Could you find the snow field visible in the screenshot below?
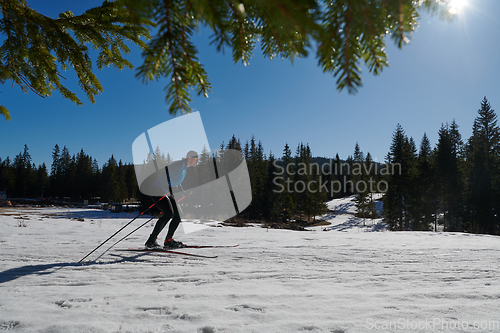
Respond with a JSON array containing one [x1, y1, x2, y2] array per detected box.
[[0, 206, 499, 332]]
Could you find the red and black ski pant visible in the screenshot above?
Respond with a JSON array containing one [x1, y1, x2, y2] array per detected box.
[[147, 194, 181, 242]]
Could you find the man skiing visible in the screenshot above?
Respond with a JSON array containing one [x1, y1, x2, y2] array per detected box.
[[144, 150, 199, 249]]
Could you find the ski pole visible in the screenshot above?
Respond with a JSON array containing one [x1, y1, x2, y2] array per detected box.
[[92, 212, 162, 262], [94, 194, 189, 257], [78, 195, 167, 263], [107, 213, 161, 249], [114, 194, 187, 246]]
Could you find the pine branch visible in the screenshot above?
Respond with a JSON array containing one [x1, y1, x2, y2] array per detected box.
[[0, 104, 11, 120], [1, 0, 454, 119], [360, 6, 384, 74], [342, 5, 353, 91], [0, 0, 152, 120], [163, 0, 185, 113]]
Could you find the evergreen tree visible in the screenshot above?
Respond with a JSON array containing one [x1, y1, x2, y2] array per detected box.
[[403, 136, 418, 230], [360, 152, 379, 222], [466, 97, 500, 235], [292, 143, 327, 222], [59, 146, 73, 198], [117, 160, 128, 200], [50, 144, 61, 197], [300, 143, 313, 221], [91, 158, 101, 199], [353, 142, 364, 163], [383, 124, 407, 230], [246, 136, 266, 219], [279, 143, 295, 221], [12, 147, 28, 197], [0, 157, 14, 196], [413, 133, 436, 231], [435, 123, 464, 231], [227, 135, 242, 151], [74, 149, 94, 199], [332, 153, 345, 198], [353, 143, 370, 222], [11, 145, 38, 197], [293, 143, 307, 221], [263, 152, 281, 221], [23, 145, 36, 197], [383, 124, 416, 230], [124, 163, 139, 200], [36, 163, 49, 198], [101, 155, 125, 202]]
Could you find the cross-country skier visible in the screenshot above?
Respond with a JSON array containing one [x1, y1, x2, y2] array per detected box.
[[144, 150, 199, 249]]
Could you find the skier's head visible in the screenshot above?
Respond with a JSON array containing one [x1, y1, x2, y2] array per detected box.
[[186, 150, 199, 167]]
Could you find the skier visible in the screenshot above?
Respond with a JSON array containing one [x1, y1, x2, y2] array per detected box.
[[144, 150, 199, 249]]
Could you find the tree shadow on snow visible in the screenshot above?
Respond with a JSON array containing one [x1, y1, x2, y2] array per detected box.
[[324, 216, 386, 232], [54, 209, 151, 220], [0, 253, 148, 284], [330, 202, 355, 214]]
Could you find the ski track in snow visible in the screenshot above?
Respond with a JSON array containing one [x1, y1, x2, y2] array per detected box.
[[0, 204, 499, 333]]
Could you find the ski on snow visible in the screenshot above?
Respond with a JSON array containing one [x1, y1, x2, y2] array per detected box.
[[116, 244, 238, 259]]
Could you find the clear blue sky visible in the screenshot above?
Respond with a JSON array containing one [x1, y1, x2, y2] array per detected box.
[[1, 0, 499, 169]]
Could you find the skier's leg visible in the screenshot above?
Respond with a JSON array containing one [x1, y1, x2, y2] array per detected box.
[[165, 195, 181, 241], [145, 196, 173, 246]]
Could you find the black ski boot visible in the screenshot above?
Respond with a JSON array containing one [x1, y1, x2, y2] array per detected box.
[[145, 236, 161, 249], [164, 238, 186, 249]]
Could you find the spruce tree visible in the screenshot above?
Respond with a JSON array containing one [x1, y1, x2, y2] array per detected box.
[[365, 152, 379, 221], [13, 146, 30, 197], [403, 136, 418, 230], [50, 144, 61, 197], [36, 163, 49, 199], [333, 153, 344, 198], [124, 163, 139, 200], [59, 146, 73, 198], [245, 136, 266, 219], [73, 149, 101, 200], [353, 143, 369, 222], [466, 97, 500, 234], [227, 135, 242, 151], [280, 143, 295, 221], [91, 158, 101, 200], [0, 157, 14, 196], [263, 152, 281, 221], [293, 143, 307, 221], [101, 155, 126, 202], [435, 123, 464, 232], [383, 124, 418, 230], [383, 124, 407, 230], [414, 133, 436, 231]]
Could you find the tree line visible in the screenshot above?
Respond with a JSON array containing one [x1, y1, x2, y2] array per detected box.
[[0, 144, 138, 203], [0, 132, 388, 225], [383, 97, 500, 235], [1, 134, 370, 225], [216, 135, 385, 225], [2, 97, 499, 235]]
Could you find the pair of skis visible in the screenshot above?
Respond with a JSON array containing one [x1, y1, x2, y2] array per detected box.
[[116, 244, 239, 259], [78, 195, 237, 262]]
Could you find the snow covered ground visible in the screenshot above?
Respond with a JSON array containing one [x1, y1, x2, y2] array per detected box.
[[1, 201, 499, 332]]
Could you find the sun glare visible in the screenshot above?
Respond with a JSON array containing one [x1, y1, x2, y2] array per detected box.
[[447, 0, 468, 15]]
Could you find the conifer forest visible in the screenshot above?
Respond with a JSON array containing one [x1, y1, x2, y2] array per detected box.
[[1, 97, 499, 236]]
